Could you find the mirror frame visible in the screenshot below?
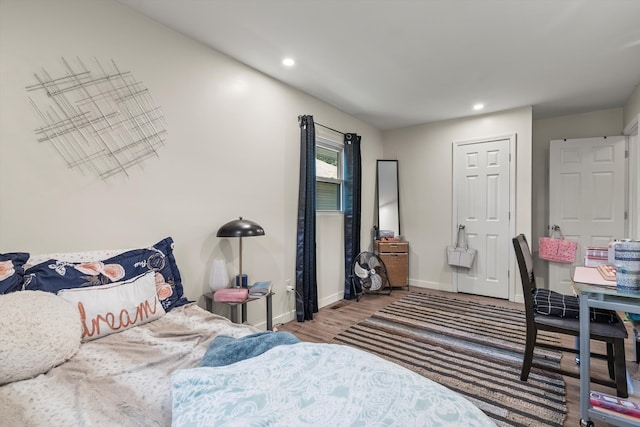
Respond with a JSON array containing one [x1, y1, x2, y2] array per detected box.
[[376, 159, 401, 237]]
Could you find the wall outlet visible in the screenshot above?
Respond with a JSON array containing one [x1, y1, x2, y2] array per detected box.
[[285, 279, 294, 292]]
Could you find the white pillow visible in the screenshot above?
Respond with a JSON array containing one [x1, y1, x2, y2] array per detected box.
[[58, 271, 166, 341], [0, 291, 81, 385]]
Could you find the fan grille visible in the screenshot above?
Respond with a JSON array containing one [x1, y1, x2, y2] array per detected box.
[[353, 251, 389, 292]]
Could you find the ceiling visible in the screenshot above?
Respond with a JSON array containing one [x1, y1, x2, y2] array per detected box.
[[117, 0, 640, 131]]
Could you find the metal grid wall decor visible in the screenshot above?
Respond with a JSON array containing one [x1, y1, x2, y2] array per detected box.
[[26, 57, 167, 180]]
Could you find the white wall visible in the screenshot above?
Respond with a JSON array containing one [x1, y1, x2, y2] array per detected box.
[[0, 0, 383, 327], [381, 106, 532, 302], [531, 108, 623, 288], [624, 85, 640, 241], [624, 84, 640, 127]]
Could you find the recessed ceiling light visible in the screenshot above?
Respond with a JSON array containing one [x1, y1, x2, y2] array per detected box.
[[473, 103, 485, 111], [282, 58, 295, 67]]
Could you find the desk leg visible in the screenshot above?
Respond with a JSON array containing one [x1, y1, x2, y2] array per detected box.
[[579, 293, 591, 425], [241, 303, 247, 324], [230, 305, 238, 323], [266, 294, 273, 331]]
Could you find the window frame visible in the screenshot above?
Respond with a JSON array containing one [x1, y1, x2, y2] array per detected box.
[[315, 136, 344, 212]]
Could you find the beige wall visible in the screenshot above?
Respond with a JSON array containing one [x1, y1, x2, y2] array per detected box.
[[624, 84, 640, 127], [0, 0, 383, 327], [2, 0, 637, 323], [623, 84, 640, 240], [382, 106, 532, 302], [531, 108, 624, 288]]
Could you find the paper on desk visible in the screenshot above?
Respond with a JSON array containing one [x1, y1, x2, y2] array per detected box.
[[573, 266, 616, 287]]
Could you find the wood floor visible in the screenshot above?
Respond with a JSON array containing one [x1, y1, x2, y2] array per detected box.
[[276, 287, 638, 427]]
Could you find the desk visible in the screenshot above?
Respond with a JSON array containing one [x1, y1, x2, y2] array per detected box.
[[203, 291, 274, 331], [574, 268, 640, 426]]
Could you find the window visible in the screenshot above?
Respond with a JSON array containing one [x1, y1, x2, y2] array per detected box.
[[316, 137, 343, 211]]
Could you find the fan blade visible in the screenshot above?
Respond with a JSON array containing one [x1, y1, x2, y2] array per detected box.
[[354, 262, 369, 279], [361, 277, 372, 289], [369, 256, 380, 269], [370, 274, 382, 291]]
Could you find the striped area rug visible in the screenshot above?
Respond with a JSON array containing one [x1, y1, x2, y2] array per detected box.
[[333, 292, 567, 427]]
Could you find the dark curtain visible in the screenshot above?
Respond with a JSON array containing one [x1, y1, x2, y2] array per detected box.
[[343, 133, 362, 299], [295, 115, 318, 321]]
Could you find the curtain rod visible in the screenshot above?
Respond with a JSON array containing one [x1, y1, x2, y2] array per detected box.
[[315, 122, 345, 136]]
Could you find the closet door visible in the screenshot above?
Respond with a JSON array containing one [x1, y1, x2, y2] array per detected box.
[[453, 137, 512, 299], [548, 136, 626, 294]]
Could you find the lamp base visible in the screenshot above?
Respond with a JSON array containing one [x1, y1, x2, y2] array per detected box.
[[235, 274, 248, 288]]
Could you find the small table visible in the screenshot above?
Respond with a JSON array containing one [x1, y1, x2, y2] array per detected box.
[[203, 291, 274, 331], [573, 267, 640, 426]]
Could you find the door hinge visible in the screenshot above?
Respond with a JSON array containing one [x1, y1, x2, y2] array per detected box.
[[626, 211, 629, 220], [626, 150, 629, 158]]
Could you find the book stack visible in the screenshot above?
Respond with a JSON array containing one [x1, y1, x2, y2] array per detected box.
[[590, 391, 640, 420], [248, 281, 272, 298], [597, 264, 617, 281], [584, 246, 609, 267]]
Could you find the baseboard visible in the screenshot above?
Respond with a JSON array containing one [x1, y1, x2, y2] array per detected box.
[[408, 279, 455, 292], [271, 290, 344, 329]]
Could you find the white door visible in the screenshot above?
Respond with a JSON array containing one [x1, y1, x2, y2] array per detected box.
[[548, 136, 626, 294], [453, 136, 512, 299]]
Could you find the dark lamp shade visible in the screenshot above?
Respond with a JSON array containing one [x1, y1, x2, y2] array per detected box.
[[216, 217, 265, 237]]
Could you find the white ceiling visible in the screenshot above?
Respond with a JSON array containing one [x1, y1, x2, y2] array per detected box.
[[117, 0, 640, 131]]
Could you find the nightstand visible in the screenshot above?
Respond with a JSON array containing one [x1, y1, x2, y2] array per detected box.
[[203, 291, 274, 331]]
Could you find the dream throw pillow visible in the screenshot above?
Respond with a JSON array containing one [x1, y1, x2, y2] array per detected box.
[[24, 237, 189, 311], [58, 272, 166, 341], [0, 291, 81, 385], [0, 252, 29, 294]]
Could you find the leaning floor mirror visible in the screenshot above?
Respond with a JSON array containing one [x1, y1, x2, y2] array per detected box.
[[376, 160, 400, 238]]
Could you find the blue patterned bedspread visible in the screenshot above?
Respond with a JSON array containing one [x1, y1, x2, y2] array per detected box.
[[171, 342, 495, 426]]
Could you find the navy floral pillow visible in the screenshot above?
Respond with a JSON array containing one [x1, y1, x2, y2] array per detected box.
[[0, 252, 30, 294], [24, 237, 189, 311]]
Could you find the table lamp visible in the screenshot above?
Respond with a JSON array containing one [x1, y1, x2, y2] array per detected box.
[[217, 217, 265, 288]]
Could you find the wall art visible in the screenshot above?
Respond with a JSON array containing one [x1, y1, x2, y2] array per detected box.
[[26, 57, 167, 180]]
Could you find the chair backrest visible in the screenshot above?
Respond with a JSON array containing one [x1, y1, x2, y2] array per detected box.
[[512, 234, 537, 322]]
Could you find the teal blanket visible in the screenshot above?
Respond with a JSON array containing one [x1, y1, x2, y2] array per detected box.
[[200, 331, 300, 367], [172, 343, 496, 426]]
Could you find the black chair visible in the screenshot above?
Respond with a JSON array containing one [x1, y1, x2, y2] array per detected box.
[[512, 234, 628, 397]]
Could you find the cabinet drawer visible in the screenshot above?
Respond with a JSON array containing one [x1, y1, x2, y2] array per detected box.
[[375, 241, 408, 253]]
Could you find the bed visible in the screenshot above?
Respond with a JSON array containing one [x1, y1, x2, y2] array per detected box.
[[0, 238, 495, 426]]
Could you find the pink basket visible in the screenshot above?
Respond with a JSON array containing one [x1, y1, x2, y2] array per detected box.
[[539, 227, 577, 263]]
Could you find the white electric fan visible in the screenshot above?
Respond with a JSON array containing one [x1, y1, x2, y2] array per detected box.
[[353, 251, 391, 296]]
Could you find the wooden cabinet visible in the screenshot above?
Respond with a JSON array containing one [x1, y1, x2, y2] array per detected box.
[[374, 240, 409, 288]]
